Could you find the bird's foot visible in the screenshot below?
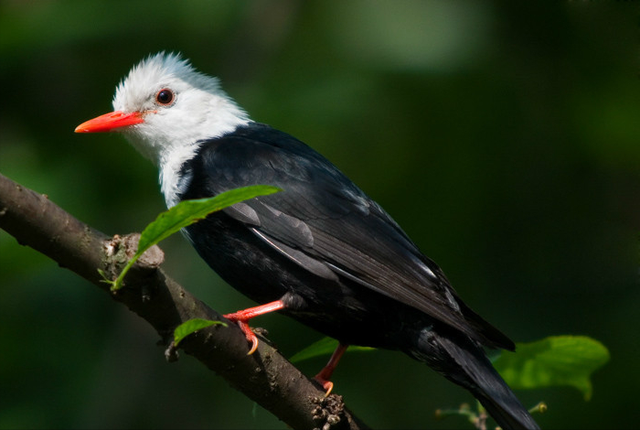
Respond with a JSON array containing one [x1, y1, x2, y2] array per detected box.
[[223, 315, 259, 355], [313, 373, 335, 396], [223, 300, 286, 355], [313, 342, 349, 396]]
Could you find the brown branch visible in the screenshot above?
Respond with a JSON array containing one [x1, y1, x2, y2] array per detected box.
[[0, 171, 368, 430]]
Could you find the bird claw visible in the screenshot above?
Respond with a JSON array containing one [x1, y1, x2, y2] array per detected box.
[[242, 324, 259, 355], [312, 342, 348, 396], [224, 313, 259, 355], [222, 301, 286, 355], [314, 374, 334, 396]]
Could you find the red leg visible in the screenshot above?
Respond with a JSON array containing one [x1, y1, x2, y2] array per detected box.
[[223, 300, 286, 355], [314, 342, 349, 395]]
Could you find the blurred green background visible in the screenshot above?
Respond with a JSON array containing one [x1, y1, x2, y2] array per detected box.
[[1, 1, 638, 429]]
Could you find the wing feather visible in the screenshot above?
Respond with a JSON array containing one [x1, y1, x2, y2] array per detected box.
[[187, 123, 513, 349]]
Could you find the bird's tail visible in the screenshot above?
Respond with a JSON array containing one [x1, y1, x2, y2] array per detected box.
[[407, 329, 540, 430]]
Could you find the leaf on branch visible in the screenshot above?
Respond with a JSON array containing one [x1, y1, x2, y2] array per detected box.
[[174, 318, 226, 347], [109, 185, 281, 290], [138, 185, 281, 252], [493, 335, 610, 400]]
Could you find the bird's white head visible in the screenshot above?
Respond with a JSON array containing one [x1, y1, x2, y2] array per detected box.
[[75, 52, 250, 166]]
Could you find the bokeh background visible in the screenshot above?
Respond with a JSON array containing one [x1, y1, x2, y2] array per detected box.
[[1, 1, 639, 429]]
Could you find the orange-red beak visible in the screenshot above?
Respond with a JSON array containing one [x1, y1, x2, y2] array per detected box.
[[75, 111, 144, 133]]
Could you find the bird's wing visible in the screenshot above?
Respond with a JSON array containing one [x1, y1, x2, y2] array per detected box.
[[189, 123, 512, 349]]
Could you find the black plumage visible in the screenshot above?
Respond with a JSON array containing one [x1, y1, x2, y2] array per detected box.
[[74, 52, 540, 429], [178, 122, 539, 430]]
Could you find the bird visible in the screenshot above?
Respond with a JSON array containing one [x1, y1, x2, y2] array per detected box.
[[75, 52, 540, 430]]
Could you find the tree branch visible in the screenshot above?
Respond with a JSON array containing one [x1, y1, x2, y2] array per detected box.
[[0, 171, 367, 430]]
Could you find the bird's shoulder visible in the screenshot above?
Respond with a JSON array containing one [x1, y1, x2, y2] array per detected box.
[[183, 122, 373, 217]]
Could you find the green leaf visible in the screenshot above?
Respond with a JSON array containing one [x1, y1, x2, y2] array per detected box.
[[138, 185, 280, 253], [174, 318, 226, 346], [289, 337, 375, 363], [493, 335, 610, 400], [109, 185, 280, 291]]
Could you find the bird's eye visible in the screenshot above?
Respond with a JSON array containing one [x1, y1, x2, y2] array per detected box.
[[156, 89, 175, 105]]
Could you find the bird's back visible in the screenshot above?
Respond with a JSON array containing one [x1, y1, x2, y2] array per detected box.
[[176, 122, 514, 351]]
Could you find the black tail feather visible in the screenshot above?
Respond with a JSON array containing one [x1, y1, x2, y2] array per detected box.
[[475, 391, 540, 430], [409, 329, 540, 430]]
